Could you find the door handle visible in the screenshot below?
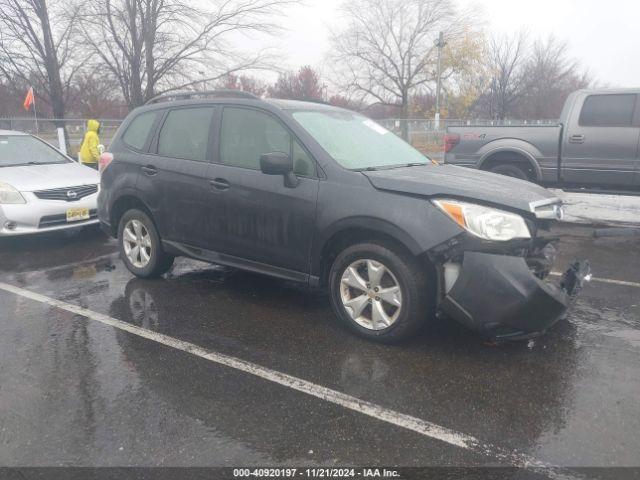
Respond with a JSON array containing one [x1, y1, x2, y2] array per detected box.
[[141, 165, 158, 176], [210, 178, 230, 191], [569, 134, 585, 144]]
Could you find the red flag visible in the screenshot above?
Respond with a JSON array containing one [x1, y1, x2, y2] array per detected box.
[[23, 87, 34, 111]]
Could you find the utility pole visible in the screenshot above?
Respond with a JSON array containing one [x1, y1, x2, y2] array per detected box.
[[32, 89, 39, 135], [434, 31, 446, 130], [199, 70, 206, 91]]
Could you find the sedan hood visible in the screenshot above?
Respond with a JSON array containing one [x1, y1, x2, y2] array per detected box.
[[0, 162, 99, 192], [363, 164, 560, 215]]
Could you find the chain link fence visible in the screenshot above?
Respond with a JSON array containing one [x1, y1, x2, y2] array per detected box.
[[2, 116, 558, 162], [0, 117, 123, 157], [377, 118, 558, 160]]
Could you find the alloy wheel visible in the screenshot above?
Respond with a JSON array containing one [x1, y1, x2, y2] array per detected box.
[[339, 259, 403, 330], [122, 219, 152, 269]]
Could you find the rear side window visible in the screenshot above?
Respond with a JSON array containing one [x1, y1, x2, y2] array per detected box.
[[158, 107, 214, 161], [220, 107, 316, 176], [579, 94, 637, 127], [122, 111, 159, 150]]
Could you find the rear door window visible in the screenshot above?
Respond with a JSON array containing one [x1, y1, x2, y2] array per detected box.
[[579, 94, 637, 127], [157, 107, 215, 161], [122, 110, 159, 151]]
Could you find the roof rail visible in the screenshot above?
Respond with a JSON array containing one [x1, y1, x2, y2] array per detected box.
[[145, 89, 260, 105]]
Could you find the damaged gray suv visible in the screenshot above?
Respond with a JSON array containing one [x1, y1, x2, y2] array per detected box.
[[98, 90, 590, 343]]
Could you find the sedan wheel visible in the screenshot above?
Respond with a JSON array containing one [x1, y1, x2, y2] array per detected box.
[[339, 259, 403, 331]]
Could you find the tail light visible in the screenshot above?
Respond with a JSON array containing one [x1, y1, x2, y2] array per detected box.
[[99, 152, 114, 173], [444, 134, 460, 153]]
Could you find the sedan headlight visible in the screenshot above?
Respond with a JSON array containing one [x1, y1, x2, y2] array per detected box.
[[0, 182, 26, 204], [433, 199, 530, 241]]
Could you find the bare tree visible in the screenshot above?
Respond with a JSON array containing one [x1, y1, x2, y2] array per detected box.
[[327, 94, 363, 111], [68, 72, 127, 118], [269, 66, 324, 100], [77, 0, 293, 109], [329, 0, 470, 138], [474, 31, 529, 120], [519, 35, 592, 119], [217, 73, 268, 97], [0, 0, 82, 127], [0, 80, 28, 117], [473, 32, 593, 120]]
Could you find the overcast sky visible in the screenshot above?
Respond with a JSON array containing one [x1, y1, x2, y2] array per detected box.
[[267, 0, 639, 87]]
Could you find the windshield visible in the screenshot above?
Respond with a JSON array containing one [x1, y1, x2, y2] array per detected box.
[[292, 110, 432, 170], [0, 135, 70, 167]]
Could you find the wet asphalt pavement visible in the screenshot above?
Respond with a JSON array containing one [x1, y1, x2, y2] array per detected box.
[[0, 225, 639, 471]]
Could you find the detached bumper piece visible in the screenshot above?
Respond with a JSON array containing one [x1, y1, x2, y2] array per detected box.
[[441, 252, 590, 340]]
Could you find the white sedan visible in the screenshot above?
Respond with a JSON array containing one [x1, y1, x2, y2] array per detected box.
[[0, 130, 100, 236]]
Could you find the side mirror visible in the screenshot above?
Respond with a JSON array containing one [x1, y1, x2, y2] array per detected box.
[[260, 152, 299, 187]]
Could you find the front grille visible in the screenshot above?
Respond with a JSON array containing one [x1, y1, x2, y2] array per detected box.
[[38, 209, 98, 229], [34, 184, 98, 202]]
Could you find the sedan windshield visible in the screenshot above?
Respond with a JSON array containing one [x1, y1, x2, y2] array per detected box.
[[292, 110, 432, 170], [0, 135, 70, 167]]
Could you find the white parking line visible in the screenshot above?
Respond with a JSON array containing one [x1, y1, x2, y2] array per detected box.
[[550, 272, 640, 288], [0, 281, 569, 474]]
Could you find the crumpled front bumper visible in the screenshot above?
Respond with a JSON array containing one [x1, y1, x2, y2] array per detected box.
[[440, 251, 591, 340]]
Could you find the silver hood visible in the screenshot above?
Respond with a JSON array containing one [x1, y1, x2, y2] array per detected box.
[[0, 162, 99, 192]]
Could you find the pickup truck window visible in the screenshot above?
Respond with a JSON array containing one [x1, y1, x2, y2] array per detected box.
[[579, 94, 636, 127]]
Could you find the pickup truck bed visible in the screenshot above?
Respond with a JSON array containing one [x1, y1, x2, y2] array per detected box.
[[445, 125, 562, 183]]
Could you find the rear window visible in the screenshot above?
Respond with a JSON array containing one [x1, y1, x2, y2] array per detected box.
[[122, 111, 159, 150], [158, 107, 214, 162], [0, 135, 69, 167], [579, 94, 637, 127]]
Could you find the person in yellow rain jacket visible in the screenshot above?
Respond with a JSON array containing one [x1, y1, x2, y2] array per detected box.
[[79, 119, 101, 169]]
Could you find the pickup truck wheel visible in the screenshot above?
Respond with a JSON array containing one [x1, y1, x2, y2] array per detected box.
[[488, 163, 531, 181], [118, 209, 174, 278], [329, 242, 432, 343]]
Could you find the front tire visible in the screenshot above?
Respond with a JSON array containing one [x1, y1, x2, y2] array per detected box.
[[118, 209, 174, 278], [328, 242, 432, 343]]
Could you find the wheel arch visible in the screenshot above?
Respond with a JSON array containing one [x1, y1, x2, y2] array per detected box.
[[477, 144, 542, 181], [313, 218, 430, 288], [110, 194, 155, 238]]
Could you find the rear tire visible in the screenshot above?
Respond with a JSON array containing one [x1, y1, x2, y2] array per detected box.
[[118, 209, 174, 278], [328, 242, 433, 343], [488, 163, 531, 181]]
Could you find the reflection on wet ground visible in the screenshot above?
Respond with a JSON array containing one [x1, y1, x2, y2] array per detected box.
[[0, 225, 638, 467]]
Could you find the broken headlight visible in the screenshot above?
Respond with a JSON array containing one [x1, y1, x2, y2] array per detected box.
[[433, 199, 531, 241]]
